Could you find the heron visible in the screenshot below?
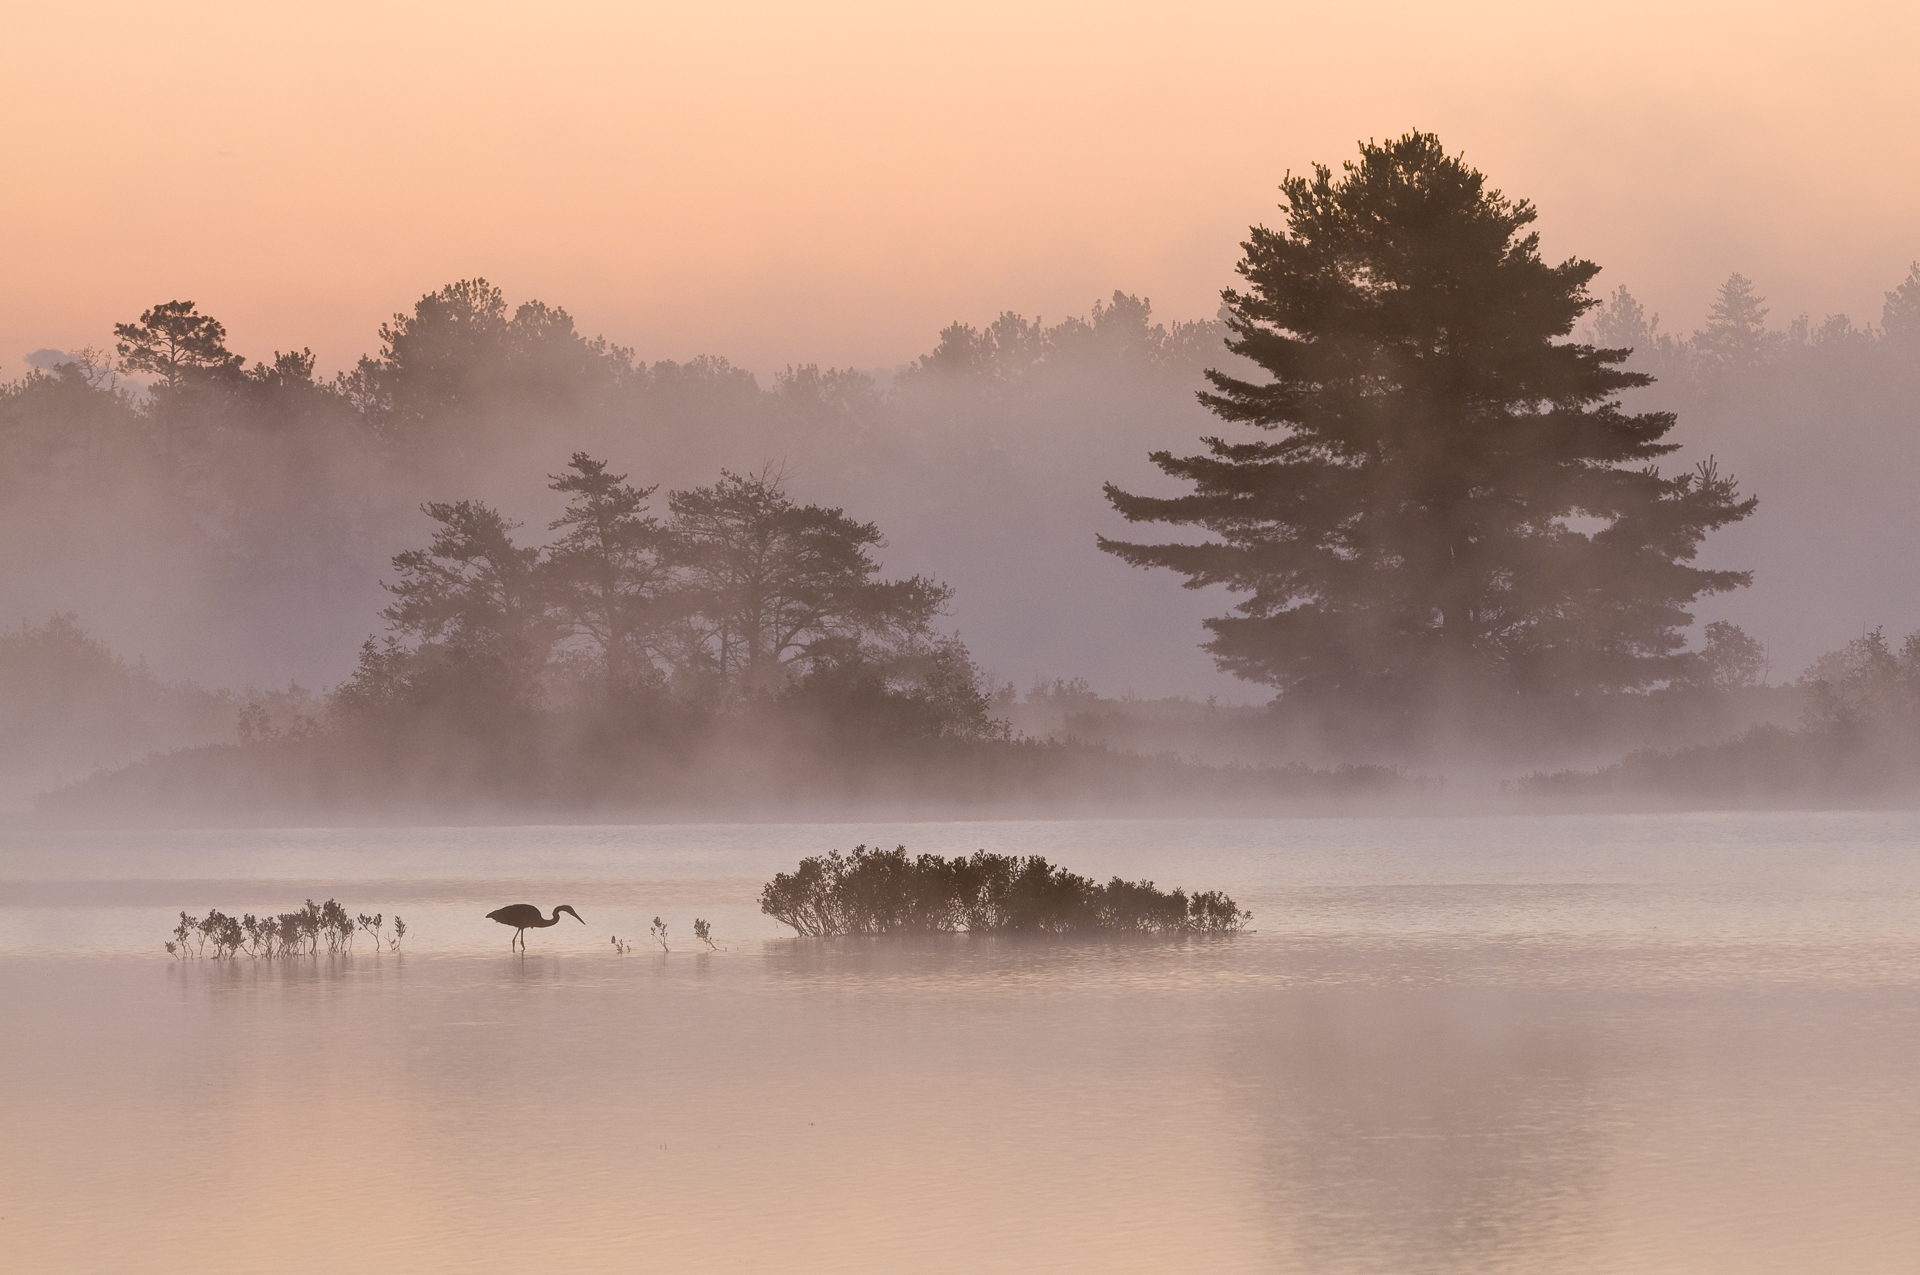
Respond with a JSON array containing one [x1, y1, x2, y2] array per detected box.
[[486, 903, 585, 949]]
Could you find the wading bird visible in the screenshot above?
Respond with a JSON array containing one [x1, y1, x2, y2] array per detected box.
[[486, 903, 585, 950]]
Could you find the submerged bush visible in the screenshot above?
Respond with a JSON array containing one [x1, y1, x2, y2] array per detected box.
[[760, 844, 1249, 937], [164, 898, 402, 958]]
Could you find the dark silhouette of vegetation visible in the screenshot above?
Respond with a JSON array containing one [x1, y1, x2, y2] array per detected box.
[[328, 456, 990, 738], [20, 171, 1920, 802], [34, 438, 1432, 816], [1102, 132, 1755, 726], [113, 301, 242, 391], [1521, 625, 1920, 803], [545, 452, 672, 701], [163, 898, 395, 959], [1, 280, 1243, 788], [760, 844, 1250, 936], [0, 613, 239, 800]]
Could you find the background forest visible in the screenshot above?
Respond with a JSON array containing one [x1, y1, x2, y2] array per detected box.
[[8, 227, 1920, 813]]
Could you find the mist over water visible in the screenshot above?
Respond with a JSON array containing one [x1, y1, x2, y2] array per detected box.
[[6, 813, 1920, 1273]]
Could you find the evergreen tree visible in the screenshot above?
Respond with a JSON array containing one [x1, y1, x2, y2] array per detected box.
[[1693, 273, 1778, 371], [113, 300, 242, 390], [1883, 262, 1920, 355], [113, 299, 243, 458], [1099, 132, 1756, 710], [544, 452, 670, 698], [375, 500, 554, 710]]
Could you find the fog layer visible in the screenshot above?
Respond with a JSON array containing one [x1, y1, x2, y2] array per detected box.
[[9, 259, 1920, 810]]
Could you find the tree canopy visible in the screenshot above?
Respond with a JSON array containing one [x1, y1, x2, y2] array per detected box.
[[544, 452, 670, 699], [1100, 132, 1756, 711], [113, 300, 241, 390], [332, 459, 989, 742], [667, 469, 952, 700]]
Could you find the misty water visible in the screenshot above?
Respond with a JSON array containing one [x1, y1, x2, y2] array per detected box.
[[5, 813, 1919, 1273]]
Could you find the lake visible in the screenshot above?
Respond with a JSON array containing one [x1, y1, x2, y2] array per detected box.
[[3, 813, 1919, 1272]]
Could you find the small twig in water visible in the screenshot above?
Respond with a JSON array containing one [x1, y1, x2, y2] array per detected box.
[[650, 916, 668, 952]]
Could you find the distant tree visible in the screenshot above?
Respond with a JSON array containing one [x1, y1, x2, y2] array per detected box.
[[225, 347, 357, 438], [0, 613, 233, 768], [0, 352, 139, 483], [781, 634, 1007, 742], [771, 364, 882, 429], [113, 300, 242, 390], [346, 278, 509, 438], [1100, 132, 1757, 712], [1796, 626, 1920, 734], [899, 637, 1008, 739], [113, 299, 244, 457], [902, 291, 1225, 396], [666, 469, 952, 698], [1883, 262, 1920, 354], [544, 452, 671, 699], [371, 500, 555, 710], [343, 278, 628, 452], [1694, 620, 1767, 689], [1692, 273, 1779, 372], [1587, 286, 1686, 380]]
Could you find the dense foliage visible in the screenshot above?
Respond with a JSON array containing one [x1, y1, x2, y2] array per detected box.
[[1102, 133, 1756, 709], [760, 844, 1250, 936], [329, 455, 1001, 744]]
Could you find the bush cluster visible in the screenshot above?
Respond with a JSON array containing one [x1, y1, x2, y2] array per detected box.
[[760, 844, 1249, 937], [166, 898, 404, 958]]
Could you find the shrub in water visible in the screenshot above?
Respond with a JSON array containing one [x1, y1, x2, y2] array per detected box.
[[163, 897, 394, 958], [760, 845, 1250, 937]]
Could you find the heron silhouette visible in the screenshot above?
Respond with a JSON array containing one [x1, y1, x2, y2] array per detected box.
[[486, 903, 585, 949]]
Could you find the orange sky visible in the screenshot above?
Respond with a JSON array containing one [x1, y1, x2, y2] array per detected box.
[[4, 1, 1916, 380]]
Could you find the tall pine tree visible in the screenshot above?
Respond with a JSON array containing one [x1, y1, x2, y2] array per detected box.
[[1100, 132, 1755, 709]]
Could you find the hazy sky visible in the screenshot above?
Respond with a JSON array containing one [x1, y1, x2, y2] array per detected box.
[[5, 1, 1917, 378]]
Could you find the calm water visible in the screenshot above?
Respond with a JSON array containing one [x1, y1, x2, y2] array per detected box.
[[4, 813, 1920, 1273]]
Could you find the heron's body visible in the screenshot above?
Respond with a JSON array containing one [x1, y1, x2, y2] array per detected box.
[[486, 903, 584, 949]]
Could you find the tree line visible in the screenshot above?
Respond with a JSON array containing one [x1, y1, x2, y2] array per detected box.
[[17, 129, 1920, 803], [1589, 267, 1920, 392], [0, 277, 1231, 725], [2, 282, 1224, 489]]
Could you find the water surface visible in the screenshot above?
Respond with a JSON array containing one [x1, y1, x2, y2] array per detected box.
[[4, 813, 1918, 1272]]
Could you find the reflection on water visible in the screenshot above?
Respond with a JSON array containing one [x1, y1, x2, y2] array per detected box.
[[3, 814, 1920, 1272]]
